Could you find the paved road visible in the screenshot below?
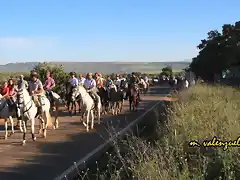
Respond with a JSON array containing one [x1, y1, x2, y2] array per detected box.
[[0, 85, 171, 180]]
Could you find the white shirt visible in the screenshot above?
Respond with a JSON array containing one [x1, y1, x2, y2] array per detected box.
[[140, 79, 147, 88], [68, 77, 78, 87], [84, 79, 96, 89], [115, 78, 122, 87], [78, 77, 86, 85]]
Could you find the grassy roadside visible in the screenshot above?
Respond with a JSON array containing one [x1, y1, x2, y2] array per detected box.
[[75, 84, 240, 180]]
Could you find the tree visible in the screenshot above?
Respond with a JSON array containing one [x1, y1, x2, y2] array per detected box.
[[160, 66, 173, 76], [33, 62, 69, 98], [189, 21, 240, 81]]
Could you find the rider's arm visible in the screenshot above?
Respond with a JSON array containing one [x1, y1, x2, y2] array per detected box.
[[75, 78, 79, 86], [83, 80, 88, 89], [34, 81, 44, 94], [89, 80, 96, 90], [50, 79, 55, 89]]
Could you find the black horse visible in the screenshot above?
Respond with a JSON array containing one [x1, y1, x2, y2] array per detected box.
[[97, 87, 109, 114], [108, 86, 123, 115], [65, 82, 78, 115]]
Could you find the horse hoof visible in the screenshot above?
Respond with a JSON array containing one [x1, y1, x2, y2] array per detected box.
[[91, 126, 94, 129], [83, 122, 87, 127], [86, 129, 89, 132], [22, 140, 26, 146], [32, 137, 36, 141], [20, 129, 23, 133], [11, 131, 15, 135], [4, 136, 7, 140]]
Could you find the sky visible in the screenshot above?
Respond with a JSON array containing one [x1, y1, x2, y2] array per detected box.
[[0, 0, 239, 64]]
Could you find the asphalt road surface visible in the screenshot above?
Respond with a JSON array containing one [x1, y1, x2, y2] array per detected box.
[[0, 85, 171, 180]]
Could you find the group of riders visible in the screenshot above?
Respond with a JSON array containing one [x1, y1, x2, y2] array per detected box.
[[66, 71, 149, 111], [0, 70, 150, 116]]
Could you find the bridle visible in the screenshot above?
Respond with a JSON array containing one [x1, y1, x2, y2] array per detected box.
[[17, 89, 33, 114]]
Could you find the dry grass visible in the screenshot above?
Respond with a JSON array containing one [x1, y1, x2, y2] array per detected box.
[[75, 84, 240, 180]]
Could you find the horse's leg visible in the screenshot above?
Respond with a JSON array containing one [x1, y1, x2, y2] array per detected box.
[[18, 120, 23, 132], [31, 117, 36, 141], [98, 107, 101, 124], [22, 120, 27, 145], [42, 112, 48, 138], [38, 116, 44, 134], [91, 110, 94, 129], [17, 108, 23, 132], [9, 116, 14, 134], [4, 118, 8, 139], [84, 111, 90, 132], [120, 99, 124, 112], [114, 102, 118, 115], [54, 106, 59, 129], [111, 102, 114, 115], [73, 101, 77, 115]]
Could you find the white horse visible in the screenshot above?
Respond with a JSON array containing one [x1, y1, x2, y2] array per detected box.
[[71, 85, 101, 132], [0, 94, 15, 139], [16, 88, 52, 145]]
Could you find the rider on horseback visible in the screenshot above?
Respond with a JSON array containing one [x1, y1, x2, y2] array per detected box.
[[105, 76, 114, 98], [129, 72, 141, 100], [96, 73, 105, 89], [43, 71, 55, 109], [29, 70, 45, 113], [8, 78, 17, 106], [17, 75, 28, 90], [78, 73, 86, 86], [115, 74, 122, 90], [140, 76, 147, 90], [68, 72, 78, 88], [83, 72, 99, 108]]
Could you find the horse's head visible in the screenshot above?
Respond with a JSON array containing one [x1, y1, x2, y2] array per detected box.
[[16, 88, 24, 105], [71, 86, 80, 101]]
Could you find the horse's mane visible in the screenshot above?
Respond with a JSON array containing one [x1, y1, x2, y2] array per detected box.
[[19, 88, 30, 96]]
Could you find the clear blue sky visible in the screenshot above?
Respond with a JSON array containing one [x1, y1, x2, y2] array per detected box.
[[0, 0, 239, 64]]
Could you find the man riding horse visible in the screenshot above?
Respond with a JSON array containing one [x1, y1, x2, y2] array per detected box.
[[29, 70, 45, 114], [83, 72, 99, 108], [43, 71, 56, 110], [78, 73, 86, 86], [17, 75, 28, 90], [66, 72, 78, 113], [128, 72, 141, 100]]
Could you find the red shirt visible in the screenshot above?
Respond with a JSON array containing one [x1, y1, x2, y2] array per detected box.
[[1, 86, 9, 96]]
